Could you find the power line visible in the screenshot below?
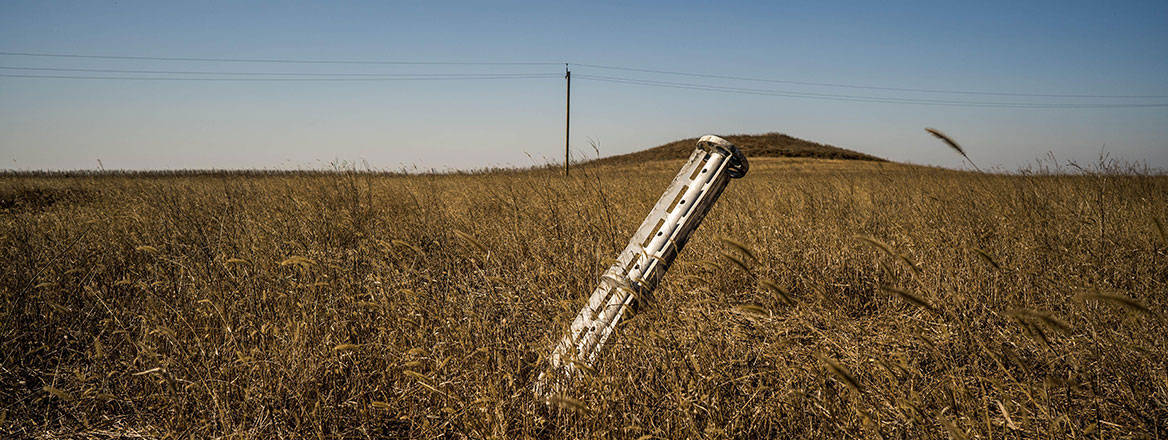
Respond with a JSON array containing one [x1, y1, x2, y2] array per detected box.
[[572, 63, 1168, 99], [3, 50, 1162, 100], [578, 73, 1168, 108], [2, 50, 1164, 108], [0, 65, 554, 78], [574, 74, 1168, 109], [0, 73, 561, 81], [0, 50, 562, 66], [3, 69, 1160, 108]]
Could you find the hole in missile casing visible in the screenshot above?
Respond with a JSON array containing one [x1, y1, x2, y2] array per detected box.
[[678, 194, 699, 218]]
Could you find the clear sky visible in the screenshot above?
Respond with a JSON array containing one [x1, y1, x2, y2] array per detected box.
[[1, 1, 1165, 171]]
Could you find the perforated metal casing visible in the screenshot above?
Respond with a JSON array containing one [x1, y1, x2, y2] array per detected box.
[[537, 135, 748, 393]]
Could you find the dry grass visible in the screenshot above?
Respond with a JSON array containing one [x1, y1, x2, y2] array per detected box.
[[1, 155, 1166, 438]]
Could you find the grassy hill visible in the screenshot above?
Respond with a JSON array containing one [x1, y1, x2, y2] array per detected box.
[[590, 132, 884, 165]]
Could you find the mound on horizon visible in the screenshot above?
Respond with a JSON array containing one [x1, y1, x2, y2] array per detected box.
[[590, 132, 884, 165]]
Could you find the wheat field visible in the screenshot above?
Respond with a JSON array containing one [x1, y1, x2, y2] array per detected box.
[[2, 155, 1166, 438]]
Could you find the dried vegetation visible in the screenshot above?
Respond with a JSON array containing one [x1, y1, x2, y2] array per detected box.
[[1, 152, 1166, 438]]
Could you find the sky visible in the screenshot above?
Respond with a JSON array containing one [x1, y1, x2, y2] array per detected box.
[[1, 1, 1165, 171]]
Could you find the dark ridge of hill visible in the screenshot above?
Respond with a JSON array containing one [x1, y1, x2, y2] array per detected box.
[[589, 133, 884, 165]]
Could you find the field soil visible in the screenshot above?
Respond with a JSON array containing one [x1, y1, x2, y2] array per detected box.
[[2, 157, 1166, 438]]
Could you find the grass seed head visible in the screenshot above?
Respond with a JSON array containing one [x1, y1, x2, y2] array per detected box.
[[815, 352, 863, 393], [925, 127, 980, 171], [720, 251, 752, 275], [1076, 288, 1157, 318], [391, 239, 424, 256], [759, 279, 795, 305], [1007, 308, 1071, 334], [719, 236, 757, 262], [972, 247, 1002, 270], [855, 235, 893, 256], [733, 304, 769, 317], [453, 229, 489, 255], [879, 284, 937, 314]]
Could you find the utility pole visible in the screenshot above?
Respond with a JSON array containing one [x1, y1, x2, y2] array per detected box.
[[564, 64, 570, 176]]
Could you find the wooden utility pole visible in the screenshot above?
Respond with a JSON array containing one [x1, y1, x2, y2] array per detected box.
[[564, 64, 570, 176]]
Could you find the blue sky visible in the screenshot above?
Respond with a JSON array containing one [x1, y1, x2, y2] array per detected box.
[[1, 1, 1165, 171]]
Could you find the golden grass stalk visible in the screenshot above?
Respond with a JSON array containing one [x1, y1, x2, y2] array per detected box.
[[693, 260, 721, 272], [855, 235, 920, 274], [733, 304, 768, 317], [996, 400, 1019, 430], [402, 370, 430, 382], [132, 367, 163, 376], [720, 251, 752, 275], [815, 352, 863, 393], [925, 127, 981, 172], [759, 279, 795, 305], [391, 239, 424, 256], [453, 229, 488, 255], [1075, 288, 1157, 318], [855, 234, 893, 256], [1007, 308, 1071, 334], [403, 370, 443, 396], [719, 236, 757, 262], [925, 128, 965, 157], [879, 284, 936, 314], [971, 247, 1002, 271]]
